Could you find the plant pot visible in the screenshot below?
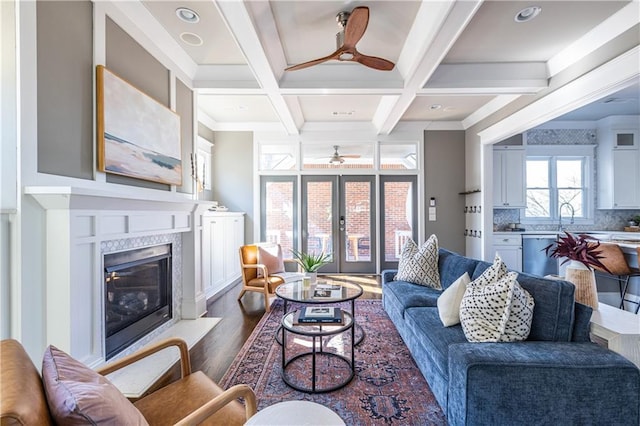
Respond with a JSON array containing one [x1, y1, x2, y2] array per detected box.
[[565, 260, 598, 310], [305, 271, 318, 284]]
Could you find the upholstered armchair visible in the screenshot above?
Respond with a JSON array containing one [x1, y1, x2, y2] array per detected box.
[[0, 337, 257, 425], [238, 243, 305, 312]]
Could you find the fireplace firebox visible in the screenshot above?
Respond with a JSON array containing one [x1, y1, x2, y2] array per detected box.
[[104, 244, 172, 359]]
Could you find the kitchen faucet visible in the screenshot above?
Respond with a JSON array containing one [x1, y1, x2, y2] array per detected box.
[[558, 202, 575, 232]]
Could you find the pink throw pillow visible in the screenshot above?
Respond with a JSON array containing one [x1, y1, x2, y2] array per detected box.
[[257, 245, 285, 277], [41, 345, 148, 425]]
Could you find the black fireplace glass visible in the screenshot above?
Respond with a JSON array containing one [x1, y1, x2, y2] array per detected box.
[[104, 244, 172, 359]]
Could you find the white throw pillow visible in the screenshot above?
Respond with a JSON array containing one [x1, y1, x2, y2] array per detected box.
[[468, 253, 508, 288], [437, 272, 471, 327], [502, 281, 535, 342], [459, 272, 518, 342], [395, 235, 441, 289], [459, 271, 534, 342]]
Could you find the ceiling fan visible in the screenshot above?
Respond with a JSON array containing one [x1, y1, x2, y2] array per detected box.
[[285, 6, 395, 72], [329, 145, 360, 164]]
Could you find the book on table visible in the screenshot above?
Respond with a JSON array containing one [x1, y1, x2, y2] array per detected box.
[[312, 284, 342, 299], [297, 306, 343, 324]]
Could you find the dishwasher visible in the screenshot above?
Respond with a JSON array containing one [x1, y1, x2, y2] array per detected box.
[[522, 235, 559, 276]]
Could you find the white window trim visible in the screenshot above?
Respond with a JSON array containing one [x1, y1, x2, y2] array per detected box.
[[523, 145, 595, 225]]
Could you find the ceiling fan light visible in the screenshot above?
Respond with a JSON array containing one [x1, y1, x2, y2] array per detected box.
[[339, 52, 354, 60]]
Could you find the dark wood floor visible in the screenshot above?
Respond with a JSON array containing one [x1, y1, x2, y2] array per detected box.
[[191, 275, 382, 382]]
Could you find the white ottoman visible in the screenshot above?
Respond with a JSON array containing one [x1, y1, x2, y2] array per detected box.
[[245, 400, 345, 425]]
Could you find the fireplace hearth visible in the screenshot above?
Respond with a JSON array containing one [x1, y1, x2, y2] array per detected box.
[[104, 244, 172, 359]]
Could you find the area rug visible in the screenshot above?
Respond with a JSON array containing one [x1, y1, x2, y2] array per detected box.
[[221, 300, 445, 425]]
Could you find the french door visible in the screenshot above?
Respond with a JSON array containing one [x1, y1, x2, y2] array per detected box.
[[301, 175, 376, 274]]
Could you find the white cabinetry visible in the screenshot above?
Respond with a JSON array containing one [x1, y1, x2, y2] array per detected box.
[[492, 234, 522, 271], [493, 148, 526, 208], [202, 212, 245, 299], [597, 117, 640, 209]]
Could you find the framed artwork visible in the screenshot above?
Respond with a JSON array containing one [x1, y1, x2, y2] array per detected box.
[[96, 65, 182, 185]]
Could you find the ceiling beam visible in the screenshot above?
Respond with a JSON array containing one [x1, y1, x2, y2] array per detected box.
[[422, 63, 547, 94], [213, 0, 299, 134], [374, 0, 484, 135]]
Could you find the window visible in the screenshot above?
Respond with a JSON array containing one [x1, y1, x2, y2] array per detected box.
[[525, 146, 593, 223], [196, 137, 212, 191]]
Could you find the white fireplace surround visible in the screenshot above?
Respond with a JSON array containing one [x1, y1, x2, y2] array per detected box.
[[26, 186, 212, 367]]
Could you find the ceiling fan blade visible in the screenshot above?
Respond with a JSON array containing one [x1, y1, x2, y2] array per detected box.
[[343, 6, 369, 48], [353, 52, 395, 71], [285, 50, 340, 71]]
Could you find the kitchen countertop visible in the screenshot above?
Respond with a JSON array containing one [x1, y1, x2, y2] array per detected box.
[[493, 230, 640, 252]]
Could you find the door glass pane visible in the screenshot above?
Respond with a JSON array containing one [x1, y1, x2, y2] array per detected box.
[[305, 181, 333, 258], [264, 180, 294, 257], [344, 181, 371, 262], [383, 181, 413, 262]]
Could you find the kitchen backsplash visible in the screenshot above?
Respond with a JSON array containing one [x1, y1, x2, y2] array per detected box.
[[493, 128, 639, 232], [493, 208, 640, 232]]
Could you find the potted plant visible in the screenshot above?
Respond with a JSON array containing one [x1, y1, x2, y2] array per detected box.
[[291, 249, 331, 283], [543, 232, 610, 310]]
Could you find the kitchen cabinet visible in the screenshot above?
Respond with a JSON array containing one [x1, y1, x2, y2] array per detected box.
[[493, 148, 526, 208], [202, 212, 245, 299], [492, 234, 522, 271], [597, 117, 640, 209]]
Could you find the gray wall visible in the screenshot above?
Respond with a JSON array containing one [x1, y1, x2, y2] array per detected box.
[[176, 79, 193, 194], [424, 130, 466, 254], [34, 6, 195, 191], [211, 131, 254, 243], [37, 0, 93, 179]]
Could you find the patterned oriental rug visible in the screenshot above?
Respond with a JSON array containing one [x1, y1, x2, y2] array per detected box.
[[221, 299, 446, 425]]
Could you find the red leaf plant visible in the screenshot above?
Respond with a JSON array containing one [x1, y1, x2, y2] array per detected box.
[[543, 232, 611, 273]]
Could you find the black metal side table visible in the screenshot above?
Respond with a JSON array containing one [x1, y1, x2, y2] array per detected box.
[[280, 310, 355, 393]]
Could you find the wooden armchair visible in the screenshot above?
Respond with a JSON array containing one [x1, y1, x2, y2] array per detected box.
[[238, 244, 305, 312], [0, 337, 257, 425]]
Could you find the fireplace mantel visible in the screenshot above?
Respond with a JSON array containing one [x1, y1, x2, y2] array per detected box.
[[25, 186, 209, 212], [25, 186, 214, 366]]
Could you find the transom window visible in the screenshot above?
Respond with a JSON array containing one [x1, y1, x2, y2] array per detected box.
[[524, 146, 594, 223]]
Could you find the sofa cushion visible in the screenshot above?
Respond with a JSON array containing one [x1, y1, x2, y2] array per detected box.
[[438, 249, 480, 289], [395, 235, 441, 289], [42, 345, 148, 426], [383, 279, 442, 313], [404, 307, 468, 378], [437, 272, 470, 327]]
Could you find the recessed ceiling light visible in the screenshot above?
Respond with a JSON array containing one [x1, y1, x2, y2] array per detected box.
[[180, 32, 203, 46], [176, 7, 200, 24], [515, 6, 541, 23]]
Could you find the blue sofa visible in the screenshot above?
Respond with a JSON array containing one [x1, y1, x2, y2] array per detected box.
[[382, 248, 640, 426]]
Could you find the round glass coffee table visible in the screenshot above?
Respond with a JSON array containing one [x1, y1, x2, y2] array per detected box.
[[275, 280, 364, 345]]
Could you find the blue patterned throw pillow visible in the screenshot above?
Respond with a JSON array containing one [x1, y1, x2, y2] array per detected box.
[[395, 234, 441, 289]]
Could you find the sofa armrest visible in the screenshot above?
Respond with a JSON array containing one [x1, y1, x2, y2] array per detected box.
[[95, 337, 191, 378], [447, 342, 640, 426], [381, 269, 397, 285]]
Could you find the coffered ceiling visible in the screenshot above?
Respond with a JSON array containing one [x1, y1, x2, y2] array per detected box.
[[134, 0, 639, 135]]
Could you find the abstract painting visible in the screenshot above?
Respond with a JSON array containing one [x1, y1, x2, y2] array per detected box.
[[97, 65, 182, 185]]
